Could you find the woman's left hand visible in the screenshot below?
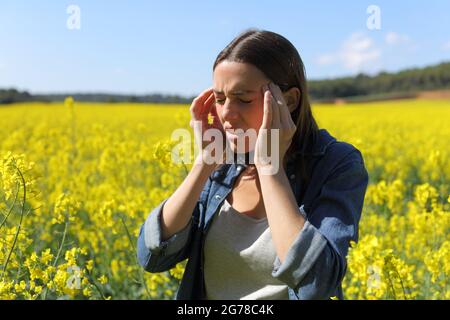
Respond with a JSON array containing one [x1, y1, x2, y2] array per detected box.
[[254, 82, 296, 174]]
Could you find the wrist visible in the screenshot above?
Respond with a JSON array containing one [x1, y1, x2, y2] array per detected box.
[[256, 160, 287, 177]]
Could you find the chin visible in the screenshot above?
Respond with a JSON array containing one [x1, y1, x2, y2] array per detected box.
[[224, 131, 257, 155], [227, 139, 255, 154]]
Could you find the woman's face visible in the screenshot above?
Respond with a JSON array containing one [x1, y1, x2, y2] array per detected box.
[[213, 61, 270, 153]]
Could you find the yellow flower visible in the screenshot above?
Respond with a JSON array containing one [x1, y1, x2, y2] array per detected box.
[[83, 287, 92, 297], [40, 249, 54, 265], [86, 260, 94, 272], [51, 193, 80, 225], [97, 275, 108, 284], [64, 247, 79, 266], [30, 252, 38, 263], [14, 281, 27, 293]]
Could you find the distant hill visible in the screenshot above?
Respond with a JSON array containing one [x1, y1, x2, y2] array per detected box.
[[308, 61, 450, 102], [1, 61, 450, 104]]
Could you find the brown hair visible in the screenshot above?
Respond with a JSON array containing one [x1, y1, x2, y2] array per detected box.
[[213, 28, 319, 186]]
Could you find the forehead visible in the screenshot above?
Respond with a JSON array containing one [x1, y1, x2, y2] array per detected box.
[[213, 61, 268, 94]]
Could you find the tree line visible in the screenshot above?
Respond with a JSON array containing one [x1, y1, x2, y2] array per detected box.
[[308, 61, 450, 101], [0, 90, 195, 105], [1, 61, 449, 104]]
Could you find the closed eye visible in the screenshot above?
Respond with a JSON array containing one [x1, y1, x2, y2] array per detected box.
[[215, 98, 252, 105]]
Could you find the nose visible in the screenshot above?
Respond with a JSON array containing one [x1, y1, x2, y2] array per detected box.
[[221, 100, 240, 122]]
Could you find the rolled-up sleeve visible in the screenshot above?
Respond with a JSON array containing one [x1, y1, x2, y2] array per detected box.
[[143, 198, 193, 256], [137, 198, 196, 273], [137, 173, 213, 273], [271, 151, 369, 299], [271, 220, 328, 287]]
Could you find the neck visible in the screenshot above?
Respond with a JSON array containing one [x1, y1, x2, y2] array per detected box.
[[233, 150, 253, 166], [232, 151, 289, 173]]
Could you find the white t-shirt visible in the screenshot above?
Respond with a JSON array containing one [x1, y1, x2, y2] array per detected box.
[[204, 198, 289, 300]]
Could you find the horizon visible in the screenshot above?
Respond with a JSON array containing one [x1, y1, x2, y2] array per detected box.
[[4, 60, 448, 97]]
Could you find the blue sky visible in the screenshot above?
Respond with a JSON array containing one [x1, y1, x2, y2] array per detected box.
[[1, 0, 449, 96]]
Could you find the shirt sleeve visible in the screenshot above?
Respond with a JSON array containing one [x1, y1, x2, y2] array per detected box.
[[143, 197, 193, 256], [137, 172, 214, 273], [137, 198, 199, 273], [271, 150, 369, 299]]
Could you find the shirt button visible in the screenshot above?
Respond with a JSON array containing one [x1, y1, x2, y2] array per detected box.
[[290, 174, 296, 180], [214, 195, 221, 200]]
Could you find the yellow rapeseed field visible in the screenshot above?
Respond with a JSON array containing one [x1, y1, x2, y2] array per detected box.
[[0, 98, 448, 299]]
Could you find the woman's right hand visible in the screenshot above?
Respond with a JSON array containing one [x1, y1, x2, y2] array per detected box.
[[189, 87, 226, 164]]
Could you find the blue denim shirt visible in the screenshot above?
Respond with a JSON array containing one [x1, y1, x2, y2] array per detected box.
[[137, 128, 369, 300]]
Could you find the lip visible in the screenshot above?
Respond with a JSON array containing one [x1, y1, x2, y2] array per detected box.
[[225, 128, 247, 142], [225, 128, 246, 134], [224, 124, 245, 131]]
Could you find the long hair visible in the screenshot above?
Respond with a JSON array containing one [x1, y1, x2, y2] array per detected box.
[[213, 28, 319, 186]]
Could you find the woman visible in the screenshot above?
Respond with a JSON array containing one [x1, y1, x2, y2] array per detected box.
[[137, 29, 369, 300]]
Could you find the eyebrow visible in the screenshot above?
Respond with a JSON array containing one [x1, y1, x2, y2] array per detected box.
[[213, 89, 255, 96]]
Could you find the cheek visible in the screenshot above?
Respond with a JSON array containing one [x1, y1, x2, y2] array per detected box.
[[250, 100, 265, 127], [236, 104, 263, 131]]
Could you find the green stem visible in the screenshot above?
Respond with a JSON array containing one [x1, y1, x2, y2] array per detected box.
[[384, 261, 398, 300], [119, 215, 151, 298], [392, 264, 408, 299], [0, 183, 20, 230], [85, 269, 107, 300], [52, 221, 69, 269], [42, 220, 69, 300], [1, 164, 26, 280]]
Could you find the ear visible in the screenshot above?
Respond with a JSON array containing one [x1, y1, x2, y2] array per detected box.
[[282, 87, 301, 113]]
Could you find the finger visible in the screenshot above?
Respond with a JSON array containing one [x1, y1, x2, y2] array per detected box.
[[200, 92, 215, 117], [278, 95, 296, 129], [270, 83, 294, 128], [270, 90, 281, 128], [269, 82, 287, 106], [190, 87, 213, 118], [197, 87, 214, 103], [261, 82, 270, 96], [261, 90, 272, 129]]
